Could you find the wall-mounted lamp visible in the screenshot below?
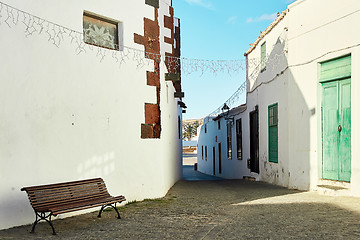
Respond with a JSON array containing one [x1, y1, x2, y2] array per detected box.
[[221, 103, 234, 124], [178, 101, 187, 109]]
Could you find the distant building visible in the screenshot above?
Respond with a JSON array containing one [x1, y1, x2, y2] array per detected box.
[[182, 118, 203, 152], [0, 0, 183, 230], [197, 0, 360, 196]]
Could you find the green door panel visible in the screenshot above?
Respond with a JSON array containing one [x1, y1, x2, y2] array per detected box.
[[322, 81, 339, 180], [322, 78, 351, 182], [339, 79, 351, 181], [320, 55, 351, 82]]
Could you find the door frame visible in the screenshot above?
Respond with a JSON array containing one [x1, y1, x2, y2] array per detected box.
[[318, 54, 352, 182], [321, 78, 351, 182], [249, 106, 259, 174]]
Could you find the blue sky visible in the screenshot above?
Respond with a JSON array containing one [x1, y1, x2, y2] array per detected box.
[[172, 0, 296, 119]]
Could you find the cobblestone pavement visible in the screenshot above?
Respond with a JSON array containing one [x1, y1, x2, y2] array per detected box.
[[1, 179, 360, 239]]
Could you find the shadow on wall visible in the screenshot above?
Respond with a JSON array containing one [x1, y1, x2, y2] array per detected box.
[[76, 152, 116, 179], [287, 70, 312, 190], [252, 35, 311, 190]]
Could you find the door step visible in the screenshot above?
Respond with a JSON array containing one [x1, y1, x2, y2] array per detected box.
[[315, 179, 351, 196], [317, 185, 347, 190]]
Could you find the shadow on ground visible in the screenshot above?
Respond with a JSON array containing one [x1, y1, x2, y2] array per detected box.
[[183, 165, 223, 181], [1, 175, 360, 239]]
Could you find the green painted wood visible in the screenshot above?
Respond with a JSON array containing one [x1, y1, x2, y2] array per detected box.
[[268, 103, 278, 163], [322, 81, 339, 180], [261, 42, 266, 71], [339, 79, 351, 181], [320, 55, 351, 83], [322, 78, 351, 182]]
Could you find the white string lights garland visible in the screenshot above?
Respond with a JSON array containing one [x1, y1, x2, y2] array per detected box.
[[0, 1, 254, 76], [205, 31, 288, 120], [0, 1, 288, 121]]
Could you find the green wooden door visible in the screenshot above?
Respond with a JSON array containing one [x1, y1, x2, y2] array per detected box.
[[338, 79, 351, 181], [322, 78, 351, 182]]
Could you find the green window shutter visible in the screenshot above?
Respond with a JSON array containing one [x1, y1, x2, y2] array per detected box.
[[320, 55, 351, 82], [268, 103, 278, 163], [261, 42, 266, 71]]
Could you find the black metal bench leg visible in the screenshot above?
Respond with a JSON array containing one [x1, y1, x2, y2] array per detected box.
[[113, 203, 121, 219], [30, 212, 39, 233], [30, 211, 56, 235], [97, 205, 106, 218], [44, 214, 56, 235], [98, 203, 121, 219]]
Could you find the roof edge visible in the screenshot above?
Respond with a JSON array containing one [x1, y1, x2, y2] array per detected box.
[[244, 9, 288, 56]]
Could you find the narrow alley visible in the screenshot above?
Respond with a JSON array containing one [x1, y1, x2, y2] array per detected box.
[[1, 169, 360, 239]]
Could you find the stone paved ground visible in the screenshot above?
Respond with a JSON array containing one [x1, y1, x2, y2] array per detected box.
[[1, 179, 360, 239]]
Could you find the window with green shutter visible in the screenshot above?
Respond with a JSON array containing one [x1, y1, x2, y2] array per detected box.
[[268, 103, 278, 163], [261, 42, 266, 71]]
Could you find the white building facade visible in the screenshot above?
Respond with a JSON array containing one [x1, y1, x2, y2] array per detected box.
[[0, 0, 183, 229], [197, 0, 360, 196]]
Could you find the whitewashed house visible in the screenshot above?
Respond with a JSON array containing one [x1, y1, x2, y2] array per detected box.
[[197, 0, 360, 196], [0, 0, 184, 230]]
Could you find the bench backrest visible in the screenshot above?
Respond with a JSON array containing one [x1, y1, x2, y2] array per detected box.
[[21, 178, 111, 212]]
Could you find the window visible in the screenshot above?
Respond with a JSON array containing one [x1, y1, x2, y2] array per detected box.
[[236, 119, 242, 160], [205, 124, 207, 133], [201, 146, 204, 160], [205, 146, 207, 161], [218, 142, 222, 174], [261, 42, 266, 71], [178, 116, 181, 139], [268, 103, 278, 163], [227, 123, 232, 159], [83, 11, 119, 50], [218, 121, 221, 130]]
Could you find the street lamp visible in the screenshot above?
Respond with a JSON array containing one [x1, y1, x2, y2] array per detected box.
[[221, 103, 234, 125]]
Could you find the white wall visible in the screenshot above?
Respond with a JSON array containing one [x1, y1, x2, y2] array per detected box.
[[197, 0, 360, 196], [245, 0, 360, 192], [0, 0, 182, 230], [287, 0, 360, 193], [197, 112, 250, 179], [197, 118, 220, 176]]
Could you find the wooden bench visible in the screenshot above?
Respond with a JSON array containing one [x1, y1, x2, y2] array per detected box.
[[21, 178, 126, 235]]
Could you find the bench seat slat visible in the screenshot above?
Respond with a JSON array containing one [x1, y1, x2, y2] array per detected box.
[[21, 178, 104, 192], [31, 193, 111, 210], [50, 196, 126, 215], [26, 183, 108, 197], [27, 187, 109, 200]]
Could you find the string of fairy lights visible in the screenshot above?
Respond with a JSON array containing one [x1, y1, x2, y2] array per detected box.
[[0, 1, 254, 74], [0, 1, 287, 120], [206, 31, 288, 120]]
